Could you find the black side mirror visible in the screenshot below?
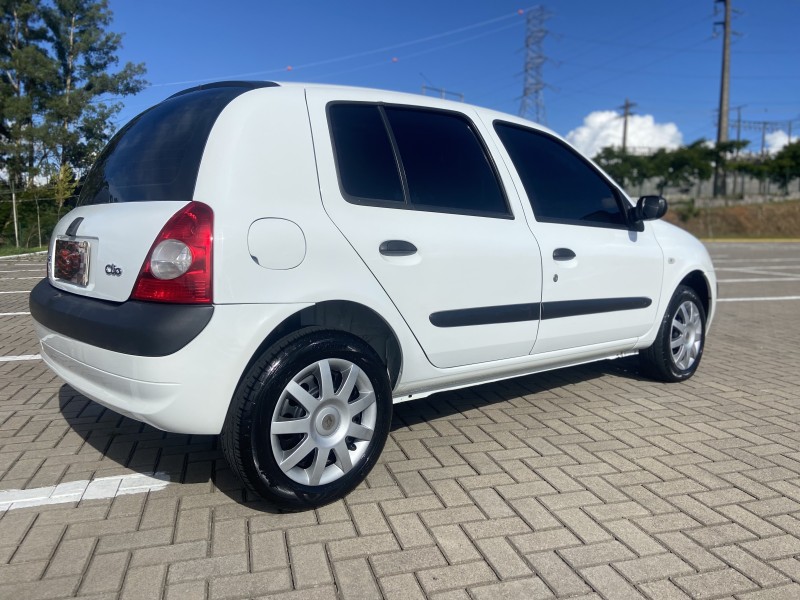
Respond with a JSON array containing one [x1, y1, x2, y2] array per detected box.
[[635, 195, 668, 221]]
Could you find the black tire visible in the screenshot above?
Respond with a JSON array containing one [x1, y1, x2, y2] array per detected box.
[[640, 285, 706, 382], [221, 328, 392, 510]]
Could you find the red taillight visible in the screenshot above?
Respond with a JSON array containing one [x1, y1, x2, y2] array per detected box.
[[131, 201, 213, 304]]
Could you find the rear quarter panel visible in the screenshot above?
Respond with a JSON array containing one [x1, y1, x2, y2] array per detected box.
[[194, 85, 425, 378]]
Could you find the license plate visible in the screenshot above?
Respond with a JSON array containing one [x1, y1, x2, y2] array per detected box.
[[54, 238, 90, 287]]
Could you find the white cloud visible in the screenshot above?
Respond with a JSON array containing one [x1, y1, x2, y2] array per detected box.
[[765, 130, 798, 154], [566, 110, 683, 158]]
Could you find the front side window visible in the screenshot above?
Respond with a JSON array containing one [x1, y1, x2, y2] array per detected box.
[[494, 122, 627, 227], [384, 107, 508, 216], [328, 103, 509, 217]]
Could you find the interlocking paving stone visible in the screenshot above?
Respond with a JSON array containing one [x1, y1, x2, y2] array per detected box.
[[370, 546, 447, 578], [416, 561, 497, 594], [580, 564, 646, 600], [3, 244, 800, 598], [711, 544, 789, 587], [613, 553, 695, 583], [288, 542, 332, 589], [675, 568, 759, 599], [526, 550, 591, 596], [379, 572, 427, 600]]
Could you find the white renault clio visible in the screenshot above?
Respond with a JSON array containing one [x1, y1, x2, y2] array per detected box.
[[31, 81, 716, 509]]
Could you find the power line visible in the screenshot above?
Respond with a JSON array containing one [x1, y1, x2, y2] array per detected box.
[[144, 8, 533, 91]]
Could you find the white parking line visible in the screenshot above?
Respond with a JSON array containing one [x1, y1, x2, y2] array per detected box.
[[718, 296, 800, 303], [0, 473, 171, 512], [715, 268, 800, 277], [0, 291, 28, 294], [0, 270, 43, 273], [713, 257, 800, 263], [0, 312, 30, 317], [718, 277, 800, 283], [0, 354, 41, 362]]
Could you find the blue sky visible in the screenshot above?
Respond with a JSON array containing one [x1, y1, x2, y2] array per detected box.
[[109, 0, 798, 155]]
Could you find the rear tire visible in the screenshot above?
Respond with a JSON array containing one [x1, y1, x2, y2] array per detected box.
[[221, 328, 392, 510], [640, 285, 706, 382]]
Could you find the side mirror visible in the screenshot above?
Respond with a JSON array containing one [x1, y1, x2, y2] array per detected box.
[[635, 195, 668, 221]]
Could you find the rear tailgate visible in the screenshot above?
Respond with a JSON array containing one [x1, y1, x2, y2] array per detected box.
[[48, 202, 188, 302], [47, 82, 278, 303]]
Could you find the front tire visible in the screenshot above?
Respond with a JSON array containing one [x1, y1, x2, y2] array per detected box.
[[221, 329, 392, 510], [640, 285, 706, 382]]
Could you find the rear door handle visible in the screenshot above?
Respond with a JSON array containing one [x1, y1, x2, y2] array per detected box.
[[379, 240, 418, 257], [553, 248, 576, 261]]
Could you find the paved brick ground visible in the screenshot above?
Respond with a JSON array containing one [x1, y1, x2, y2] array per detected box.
[[0, 242, 799, 599]]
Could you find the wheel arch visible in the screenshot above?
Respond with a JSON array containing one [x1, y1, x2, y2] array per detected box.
[[235, 300, 403, 394], [679, 270, 712, 317]]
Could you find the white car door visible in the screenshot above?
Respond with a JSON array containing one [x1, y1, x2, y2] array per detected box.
[[306, 89, 544, 368], [490, 120, 664, 354]]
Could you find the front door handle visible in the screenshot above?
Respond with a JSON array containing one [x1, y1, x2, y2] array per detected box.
[[379, 240, 418, 257], [553, 248, 576, 261]]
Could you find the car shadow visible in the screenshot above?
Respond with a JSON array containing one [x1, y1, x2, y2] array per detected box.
[[56, 355, 649, 508], [56, 385, 285, 513], [390, 355, 650, 430]]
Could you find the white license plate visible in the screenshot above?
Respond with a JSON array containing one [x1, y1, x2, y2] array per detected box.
[[54, 238, 91, 287]]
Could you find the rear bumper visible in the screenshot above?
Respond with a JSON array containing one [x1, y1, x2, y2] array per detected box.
[[34, 301, 312, 434], [29, 279, 213, 357]]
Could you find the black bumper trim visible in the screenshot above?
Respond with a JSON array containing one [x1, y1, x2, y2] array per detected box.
[[29, 279, 214, 357]]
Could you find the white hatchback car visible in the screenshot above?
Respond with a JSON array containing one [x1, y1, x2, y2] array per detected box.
[[31, 81, 716, 509]]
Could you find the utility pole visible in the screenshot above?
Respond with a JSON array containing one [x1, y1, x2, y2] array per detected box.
[[619, 98, 637, 153], [519, 6, 552, 125], [713, 0, 732, 196]]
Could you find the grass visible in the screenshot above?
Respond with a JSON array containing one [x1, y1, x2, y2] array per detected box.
[[0, 245, 47, 257]]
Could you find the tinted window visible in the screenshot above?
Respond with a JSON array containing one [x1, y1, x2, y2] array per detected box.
[[329, 104, 404, 202], [495, 123, 626, 226], [79, 85, 262, 205], [385, 107, 508, 216]]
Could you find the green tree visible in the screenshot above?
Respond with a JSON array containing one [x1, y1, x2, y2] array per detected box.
[[647, 141, 714, 195], [769, 141, 800, 194], [52, 161, 75, 216], [0, 0, 55, 245], [41, 0, 147, 173], [593, 146, 651, 191], [0, 0, 146, 246]]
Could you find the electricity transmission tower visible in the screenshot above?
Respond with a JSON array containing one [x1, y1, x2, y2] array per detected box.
[[519, 6, 552, 125]]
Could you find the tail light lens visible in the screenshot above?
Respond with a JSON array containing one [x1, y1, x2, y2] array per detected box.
[[131, 201, 213, 304]]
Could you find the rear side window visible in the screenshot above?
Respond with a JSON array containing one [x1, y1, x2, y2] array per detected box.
[[328, 104, 404, 202], [78, 84, 270, 205], [494, 122, 626, 227], [328, 103, 509, 218]]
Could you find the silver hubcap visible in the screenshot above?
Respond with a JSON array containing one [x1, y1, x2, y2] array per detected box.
[[670, 300, 703, 370], [270, 359, 377, 486]]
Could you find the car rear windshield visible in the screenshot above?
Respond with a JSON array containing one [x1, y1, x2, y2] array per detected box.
[[78, 83, 273, 205]]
